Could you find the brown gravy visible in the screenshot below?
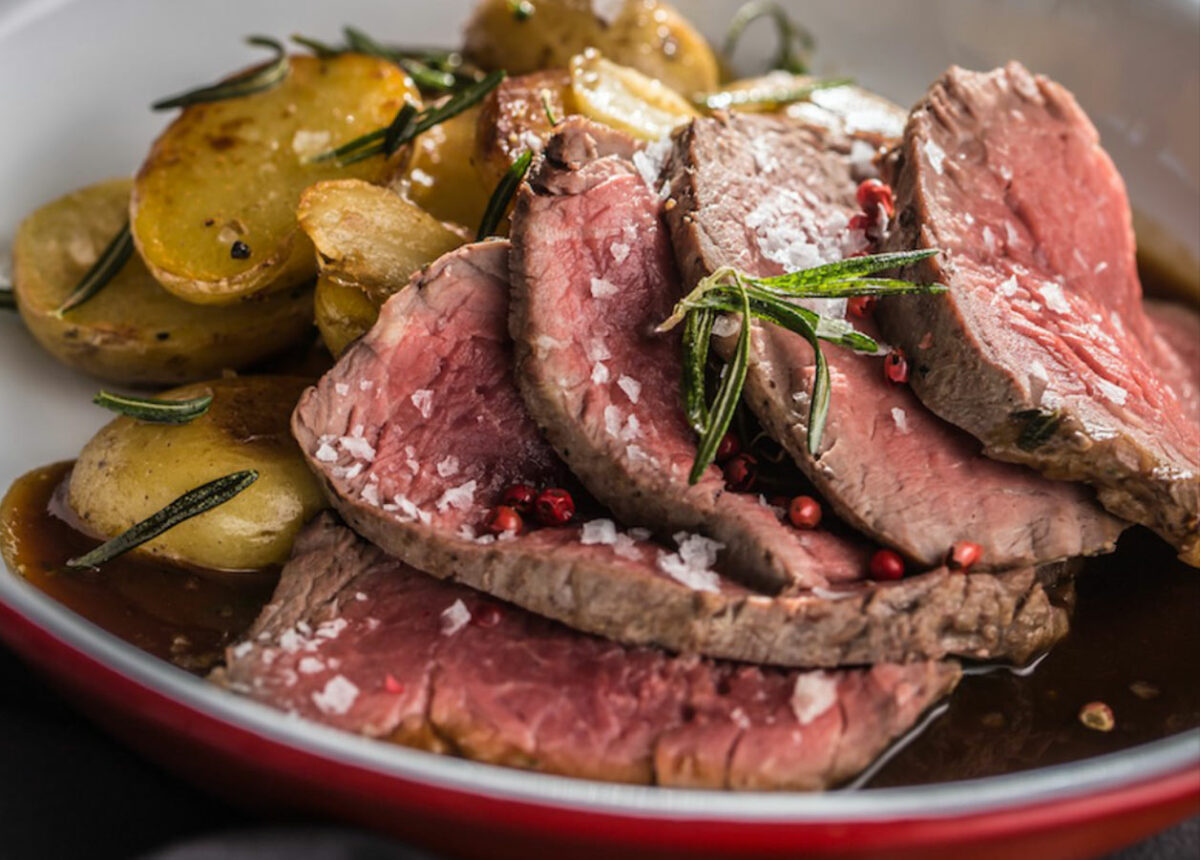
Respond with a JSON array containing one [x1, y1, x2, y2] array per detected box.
[[0, 462, 276, 674]]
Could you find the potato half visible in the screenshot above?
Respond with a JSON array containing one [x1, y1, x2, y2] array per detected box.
[[298, 179, 464, 353], [395, 103, 494, 231], [68, 376, 326, 572], [12, 179, 314, 386], [464, 0, 718, 98], [132, 53, 418, 305], [569, 50, 698, 140]]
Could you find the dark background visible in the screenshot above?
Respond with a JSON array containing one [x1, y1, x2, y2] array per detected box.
[[0, 645, 1194, 860]]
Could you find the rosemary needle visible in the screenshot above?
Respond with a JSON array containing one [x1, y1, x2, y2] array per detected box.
[[152, 36, 289, 111], [52, 222, 133, 318], [66, 471, 259, 570], [93, 390, 213, 424], [476, 150, 533, 241]]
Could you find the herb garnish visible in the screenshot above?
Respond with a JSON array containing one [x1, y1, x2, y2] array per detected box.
[[696, 76, 852, 111], [507, 0, 536, 20], [658, 250, 945, 481], [152, 36, 289, 111], [476, 150, 533, 241], [51, 222, 133, 318], [312, 70, 505, 166], [65, 470, 258, 570], [723, 1, 815, 75], [540, 89, 559, 125], [1013, 407, 1063, 451], [292, 30, 483, 94], [93, 390, 213, 424], [342, 26, 458, 92]]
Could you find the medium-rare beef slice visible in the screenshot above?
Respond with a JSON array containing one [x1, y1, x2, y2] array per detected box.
[[1146, 300, 1200, 426], [878, 62, 1200, 565], [292, 240, 1068, 666], [217, 515, 961, 790], [663, 111, 1124, 569], [508, 120, 857, 594]]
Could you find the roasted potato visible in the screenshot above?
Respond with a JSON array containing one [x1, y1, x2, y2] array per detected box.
[[132, 54, 418, 305], [299, 179, 464, 353], [313, 275, 379, 357], [463, 0, 718, 98], [475, 69, 574, 188], [395, 103, 494, 230], [298, 179, 463, 304], [569, 50, 697, 140], [68, 376, 326, 572], [12, 179, 314, 387]]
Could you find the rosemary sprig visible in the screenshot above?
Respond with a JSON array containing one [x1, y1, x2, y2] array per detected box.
[[660, 251, 946, 479], [689, 277, 752, 484], [93, 390, 213, 424], [342, 27, 458, 92], [293, 30, 481, 93], [723, 1, 814, 75], [152, 36, 289, 111], [65, 470, 258, 570], [696, 76, 852, 111], [681, 308, 716, 432], [540, 89, 559, 125], [312, 70, 505, 166], [0, 285, 15, 311], [507, 0, 535, 20], [476, 150, 533, 241], [51, 222, 133, 318], [657, 250, 942, 331]]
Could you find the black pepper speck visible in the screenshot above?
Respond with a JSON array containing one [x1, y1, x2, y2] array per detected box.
[[230, 241, 251, 260]]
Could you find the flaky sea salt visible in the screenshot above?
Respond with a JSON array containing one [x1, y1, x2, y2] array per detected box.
[[440, 599, 471, 635], [436, 480, 477, 512], [891, 407, 909, 435], [617, 375, 641, 404], [656, 533, 723, 593], [790, 672, 837, 724], [298, 656, 325, 674], [436, 456, 460, 478], [590, 277, 619, 298], [592, 362, 610, 384], [312, 675, 359, 716], [411, 389, 434, 419], [580, 519, 618, 545]]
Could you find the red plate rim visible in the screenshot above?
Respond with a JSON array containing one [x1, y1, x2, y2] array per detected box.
[[2, 565, 1197, 837]]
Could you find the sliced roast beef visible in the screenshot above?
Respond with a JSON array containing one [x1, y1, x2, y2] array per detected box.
[[1146, 300, 1200, 426], [508, 120, 861, 593], [216, 514, 961, 790], [879, 62, 1200, 565], [292, 239, 1069, 666], [662, 111, 1124, 569]]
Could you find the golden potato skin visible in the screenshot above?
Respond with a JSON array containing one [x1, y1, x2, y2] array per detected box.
[[68, 377, 326, 572], [132, 54, 418, 305], [395, 104, 493, 231], [463, 0, 718, 98], [298, 179, 463, 305], [475, 70, 573, 189], [314, 275, 379, 357], [13, 179, 314, 387]]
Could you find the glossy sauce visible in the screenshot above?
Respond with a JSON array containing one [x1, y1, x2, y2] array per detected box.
[[0, 462, 276, 674]]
